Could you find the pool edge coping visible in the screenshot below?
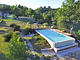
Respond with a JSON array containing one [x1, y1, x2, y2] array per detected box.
[[36, 29, 75, 44]]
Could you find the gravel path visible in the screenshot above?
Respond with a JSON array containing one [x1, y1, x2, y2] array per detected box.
[[21, 31, 38, 55]]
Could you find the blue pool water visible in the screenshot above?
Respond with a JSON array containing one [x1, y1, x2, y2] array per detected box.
[[37, 29, 71, 43]]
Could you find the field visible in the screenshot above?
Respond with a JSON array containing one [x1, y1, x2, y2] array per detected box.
[[0, 18, 33, 37]]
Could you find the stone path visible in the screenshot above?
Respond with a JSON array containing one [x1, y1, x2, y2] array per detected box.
[[21, 32, 39, 55]]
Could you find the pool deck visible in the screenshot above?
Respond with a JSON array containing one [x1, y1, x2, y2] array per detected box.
[[51, 29, 72, 36], [41, 47, 80, 57], [56, 47, 80, 57], [41, 48, 56, 56], [36, 28, 72, 36]]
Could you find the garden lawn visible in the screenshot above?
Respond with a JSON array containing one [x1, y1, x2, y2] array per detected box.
[[0, 18, 33, 37], [27, 34, 51, 53]]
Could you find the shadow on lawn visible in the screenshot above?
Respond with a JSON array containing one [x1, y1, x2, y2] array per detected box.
[[0, 30, 5, 35], [0, 21, 9, 27]]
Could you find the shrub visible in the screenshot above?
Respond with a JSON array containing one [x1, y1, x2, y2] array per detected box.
[[77, 30, 80, 35], [52, 22, 56, 25], [48, 23, 52, 26], [27, 34, 51, 52], [14, 25, 20, 31], [29, 21, 33, 24], [3, 31, 21, 42], [43, 23, 48, 26], [39, 19, 44, 24], [14, 31, 21, 35], [44, 55, 51, 60], [46, 55, 50, 58], [24, 27, 32, 35], [3, 32, 13, 41], [6, 28, 14, 33], [10, 23, 16, 28], [33, 54, 39, 60], [11, 32, 23, 42], [10, 23, 20, 31], [53, 25, 57, 29]]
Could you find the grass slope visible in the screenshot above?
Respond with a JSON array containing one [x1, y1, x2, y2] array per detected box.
[[27, 34, 51, 53], [0, 18, 33, 60], [0, 18, 33, 37]]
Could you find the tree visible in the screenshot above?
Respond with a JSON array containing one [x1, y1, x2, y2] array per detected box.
[[26, 8, 34, 17], [61, 0, 79, 34], [4, 5, 11, 12], [48, 6, 51, 9], [77, 30, 80, 35], [14, 25, 20, 31], [22, 6, 28, 16], [44, 6, 46, 8], [0, 5, 4, 11], [54, 8, 62, 21], [5, 33, 27, 60], [23, 27, 32, 35], [57, 16, 67, 29], [18, 4, 21, 8], [10, 4, 28, 17], [44, 15, 52, 24], [32, 11, 43, 21], [25, 10, 28, 16], [10, 5, 21, 18]]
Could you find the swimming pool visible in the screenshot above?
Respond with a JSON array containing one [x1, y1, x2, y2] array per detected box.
[[37, 29, 71, 43], [36, 29, 76, 52]]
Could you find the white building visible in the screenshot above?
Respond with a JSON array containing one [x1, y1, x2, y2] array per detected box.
[[0, 11, 9, 18], [4, 13, 9, 18]]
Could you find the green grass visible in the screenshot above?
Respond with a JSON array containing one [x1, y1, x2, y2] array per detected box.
[[0, 37, 13, 60], [17, 18, 33, 23], [27, 34, 51, 53], [5, 18, 33, 29], [0, 18, 32, 60], [0, 18, 33, 37]]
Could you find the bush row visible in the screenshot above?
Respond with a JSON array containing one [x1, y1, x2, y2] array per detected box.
[[23, 27, 32, 35], [2, 31, 22, 42], [10, 23, 20, 31]]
